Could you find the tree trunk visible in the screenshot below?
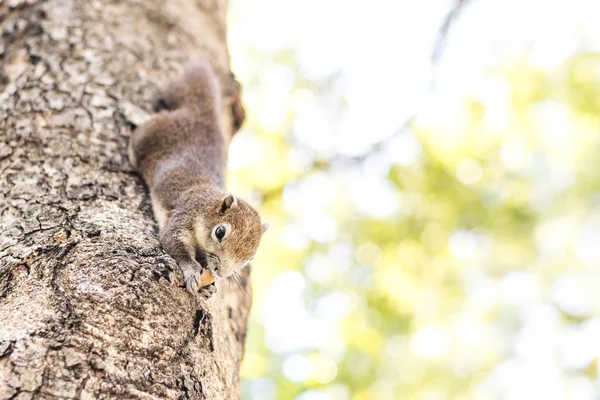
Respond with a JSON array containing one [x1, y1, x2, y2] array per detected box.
[[0, 0, 250, 399]]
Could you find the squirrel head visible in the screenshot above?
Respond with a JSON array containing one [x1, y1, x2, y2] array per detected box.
[[194, 194, 268, 279]]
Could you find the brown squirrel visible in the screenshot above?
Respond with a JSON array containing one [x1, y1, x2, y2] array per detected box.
[[128, 61, 268, 300]]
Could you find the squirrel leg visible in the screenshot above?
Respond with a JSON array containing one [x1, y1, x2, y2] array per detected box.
[[223, 72, 246, 135], [159, 217, 216, 300]]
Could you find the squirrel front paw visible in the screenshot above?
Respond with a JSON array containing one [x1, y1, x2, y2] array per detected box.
[[182, 266, 217, 300], [198, 282, 217, 300], [184, 269, 203, 293]]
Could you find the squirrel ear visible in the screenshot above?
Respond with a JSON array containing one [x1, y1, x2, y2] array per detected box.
[[219, 194, 237, 214], [262, 223, 270, 233]]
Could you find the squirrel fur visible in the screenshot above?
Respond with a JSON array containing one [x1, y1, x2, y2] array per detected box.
[[128, 61, 268, 300]]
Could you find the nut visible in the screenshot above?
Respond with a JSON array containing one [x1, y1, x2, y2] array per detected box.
[[199, 269, 216, 287]]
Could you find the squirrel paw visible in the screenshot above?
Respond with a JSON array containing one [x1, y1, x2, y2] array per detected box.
[[184, 270, 217, 300], [183, 269, 203, 292], [198, 282, 218, 301]]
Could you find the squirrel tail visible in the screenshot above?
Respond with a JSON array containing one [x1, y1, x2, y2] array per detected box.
[[161, 60, 221, 111]]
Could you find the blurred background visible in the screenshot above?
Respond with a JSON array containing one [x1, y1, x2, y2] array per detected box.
[[225, 0, 600, 399]]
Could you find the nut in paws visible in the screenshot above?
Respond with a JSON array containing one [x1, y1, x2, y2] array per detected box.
[[184, 269, 217, 300], [199, 282, 217, 300], [184, 267, 215, 291]]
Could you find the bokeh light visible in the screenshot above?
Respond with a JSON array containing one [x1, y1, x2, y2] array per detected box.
[[227, 0, 600, 398]]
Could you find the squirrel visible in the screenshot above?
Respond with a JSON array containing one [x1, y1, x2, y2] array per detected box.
[[128, 61, 268, 300]]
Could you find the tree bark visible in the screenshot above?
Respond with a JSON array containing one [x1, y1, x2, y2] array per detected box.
[[0, 0, 250, 399]]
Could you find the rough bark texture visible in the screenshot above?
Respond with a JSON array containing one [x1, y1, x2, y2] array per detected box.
[[0, 0, 251, 399]]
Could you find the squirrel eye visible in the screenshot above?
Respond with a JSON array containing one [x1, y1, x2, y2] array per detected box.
[[215, 225, 227, 242]]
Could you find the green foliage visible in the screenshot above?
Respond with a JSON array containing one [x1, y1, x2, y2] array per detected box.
[[230, 49, 600, 400]]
